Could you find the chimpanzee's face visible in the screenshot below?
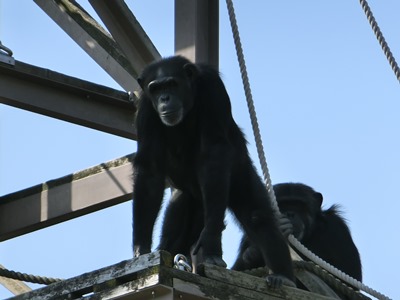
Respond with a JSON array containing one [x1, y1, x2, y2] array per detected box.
[[137, 60, 198, 126]]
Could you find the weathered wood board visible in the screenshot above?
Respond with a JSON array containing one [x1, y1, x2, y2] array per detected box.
[[8, 251, 341, 300]]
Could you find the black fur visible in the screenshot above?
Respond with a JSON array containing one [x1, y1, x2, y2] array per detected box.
[[132, 56, 294, 286], [232, 182, 362, 282]]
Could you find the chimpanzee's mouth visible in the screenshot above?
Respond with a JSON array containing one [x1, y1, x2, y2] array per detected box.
[[160, 109, 183, 126]]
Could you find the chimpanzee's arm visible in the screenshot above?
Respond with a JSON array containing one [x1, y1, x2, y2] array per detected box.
[[133, 100, 166, 257], [133, 154, 165, 257]]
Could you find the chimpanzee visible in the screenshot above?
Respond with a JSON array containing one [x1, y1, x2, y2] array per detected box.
[[232, 182, 362, 282], [132, 56, 295, 287]]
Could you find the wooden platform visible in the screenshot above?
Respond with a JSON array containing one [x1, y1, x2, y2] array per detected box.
[[9, 251, 341, 300]]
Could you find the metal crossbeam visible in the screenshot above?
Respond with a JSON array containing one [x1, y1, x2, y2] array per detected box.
[[89, 0, 161, 73], [0, 60, 136, 139], [34, 0, 140, 92], [0, 155, 133, 242]]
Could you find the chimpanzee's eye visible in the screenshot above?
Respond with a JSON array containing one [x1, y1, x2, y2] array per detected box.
[[165, 78, 178, 88], [148, 81, 158, 93]]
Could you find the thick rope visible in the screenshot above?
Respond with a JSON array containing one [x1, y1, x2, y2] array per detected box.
[[243, 262, 369, 300], [0, 268, 62, 285], [225, 1, 391, 299], [224, 0, 279, 216], [359, 0, 400, 83], [295, 261, 368, 300], [289, 235, 390, 300]]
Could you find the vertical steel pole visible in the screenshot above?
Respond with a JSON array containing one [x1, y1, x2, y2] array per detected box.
[[174, 0, 219, 68]]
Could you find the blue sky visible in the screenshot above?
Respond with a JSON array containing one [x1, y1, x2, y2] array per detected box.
[[1, 1, 399, 299]]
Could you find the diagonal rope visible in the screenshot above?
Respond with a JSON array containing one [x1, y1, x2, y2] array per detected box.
[[289, 235, 391, 299], [224, 0, 279, 216], [359, 0, 400, 83], [225, 1, 391, 299], [244, 261, 370, 300], [0, 268, 62, 285]]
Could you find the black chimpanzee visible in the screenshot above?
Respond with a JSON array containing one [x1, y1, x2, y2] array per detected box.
[[132, 56, 295, 287], [232, 182, 362, 282]]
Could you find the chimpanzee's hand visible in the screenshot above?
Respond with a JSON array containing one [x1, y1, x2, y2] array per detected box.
[[278, 215, 293, 238]]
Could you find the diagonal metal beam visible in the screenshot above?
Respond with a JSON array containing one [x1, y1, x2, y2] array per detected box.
[[0, 60, 137, 139], [34, 0, 140, 92], [0, 155, 134, 242], [0, 265, 32, 296], [89, 0, 161, 74]]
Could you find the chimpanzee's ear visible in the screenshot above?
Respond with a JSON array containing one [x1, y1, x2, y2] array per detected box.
[[314, 192, 323, 207], [183, 63, 199, 80]]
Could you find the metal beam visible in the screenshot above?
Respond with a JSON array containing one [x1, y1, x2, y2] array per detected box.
[[0, 155, 133, 242], [34, 0, 139, 92], [175, 0, 219, 67], [0, 60, 137, 139], [89, 0, 161, 74]]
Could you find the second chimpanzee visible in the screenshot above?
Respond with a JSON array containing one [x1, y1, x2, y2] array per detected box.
[[132, 56, 295, 287], [232, 182, 362, 282]]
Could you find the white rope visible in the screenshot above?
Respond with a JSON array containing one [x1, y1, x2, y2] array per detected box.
[[224, 0, 279, 216], [289, 235, 391, 300], [359, 0, 400, 83], [225, 1, 391, 299]]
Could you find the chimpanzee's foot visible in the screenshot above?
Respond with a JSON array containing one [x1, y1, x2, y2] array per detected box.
[[266, 274, 296, 289], [134, 245, 151, 258], [203, 255, 227, 268]]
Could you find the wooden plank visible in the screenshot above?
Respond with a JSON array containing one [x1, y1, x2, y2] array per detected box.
[[88, 284, 174, 300], [0, 60, 137, 139], [175, 0, 219, 67], [197, 264, 337, 300], [0, 155, 134, 242], [7, 251, 341, 300], [89, 0, 161, 73], [296, 270, 340, 298], [34, 0, 139, 92], [173, 278, 260, 300], [11, 251, 173, 300]]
